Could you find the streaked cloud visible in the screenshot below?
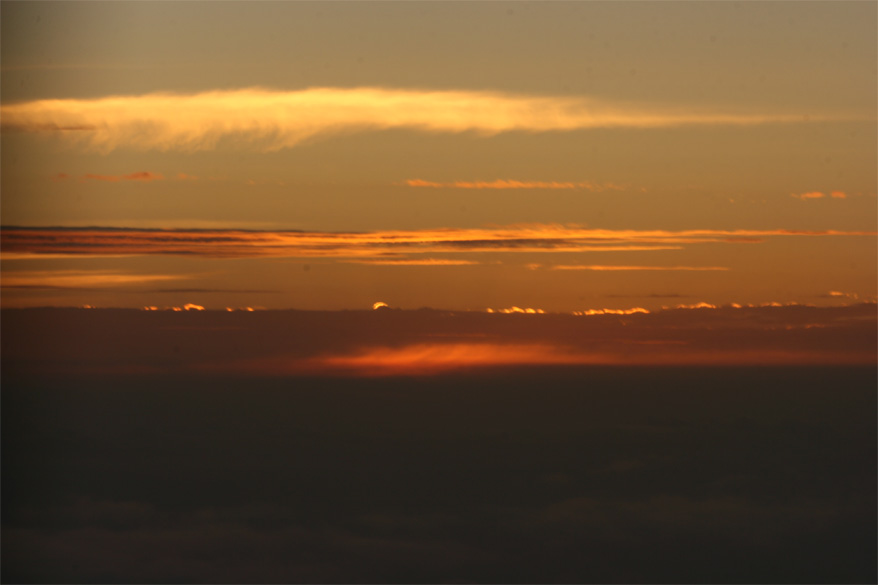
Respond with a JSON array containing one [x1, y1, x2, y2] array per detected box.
[[405, 179, 626, 191], [53, 171, 165, 182], [791, 190, 848, 200], [2, 225, 873, 260], [0, 87, 838, 152], [551, 265, 729, 271], [342, 258, 480, 266], [0, 270, 183, 289]]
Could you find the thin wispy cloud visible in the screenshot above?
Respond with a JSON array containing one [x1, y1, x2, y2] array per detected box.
[[0, 87, 841, 152], [342, 258, 480, 266], [405, 179, 626, 191], [551, 265, 729, 271], [53, 171, 165, 182]]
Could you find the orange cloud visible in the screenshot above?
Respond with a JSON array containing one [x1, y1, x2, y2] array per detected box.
[[83, 172, 164, 182], [406, 179, 626, 191], [243, 343, 598, 377], [486, 307, 546, 314], [791, 190, 848, 200], [572, 308, 650, 316], [2, 225, 873, 260], [551, 265, 729, 271], [0, 87, 836, 152], [342, 258, 480, 266], [1, 270, 183, 289]]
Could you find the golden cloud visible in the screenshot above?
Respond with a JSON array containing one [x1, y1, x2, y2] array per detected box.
[[0, 87, 833, 152]]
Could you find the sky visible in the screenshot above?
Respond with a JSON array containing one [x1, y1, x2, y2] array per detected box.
[[2, 5, 877, 582], [1, 1, 876, 312]]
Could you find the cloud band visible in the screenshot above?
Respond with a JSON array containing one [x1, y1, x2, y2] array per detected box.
[[0, 87, 832, 152]]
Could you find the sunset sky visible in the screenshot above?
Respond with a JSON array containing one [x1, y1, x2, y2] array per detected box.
[[3, 4, 877, 583], [1, 1, 876, 312]]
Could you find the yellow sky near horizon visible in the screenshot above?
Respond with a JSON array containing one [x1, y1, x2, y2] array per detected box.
[[1, 1, 875, 311]]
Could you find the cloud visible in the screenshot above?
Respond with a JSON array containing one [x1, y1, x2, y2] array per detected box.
[[0, 87, 837, 152], [791, 190, 848, 200], [405, 179, 626, 191], [0, 270, 183, 289], [83, 171, 164, 182], [551, 265, 729, 271], [53, 172, 165, 182], [2, 225, 873, 260], [342, 258, 480, 266], [218, 342, 599, 377], [571, 307, 650, 316]]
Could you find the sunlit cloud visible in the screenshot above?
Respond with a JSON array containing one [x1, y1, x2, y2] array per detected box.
[[572, 307, 650, 316], [2, 225, 873, 260], [674, 302, 719, 309], [405, 179, 626, 191], [486, 306, 546, 314], [1, 270, 183, 289], [791, 190, 848, 200], [552, 265, 729, 271], [342, 258, 480, 266], [0, 87, 838, 152], [825, 290, 859, 299]]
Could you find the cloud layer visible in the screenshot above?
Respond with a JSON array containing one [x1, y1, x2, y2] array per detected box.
[[0, 87, 831, 152], [2, 225, 873, 261]]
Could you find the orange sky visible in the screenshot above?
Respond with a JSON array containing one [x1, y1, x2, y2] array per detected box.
[[1, 2, 876, 313]]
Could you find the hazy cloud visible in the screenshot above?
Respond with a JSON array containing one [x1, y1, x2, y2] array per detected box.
[[54, 172, 165, 182], [405, 179, 626, 191]]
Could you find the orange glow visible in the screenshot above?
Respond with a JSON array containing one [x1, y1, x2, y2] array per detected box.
[[274, 343, 598, 376], [486, 306, 546, 314]]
